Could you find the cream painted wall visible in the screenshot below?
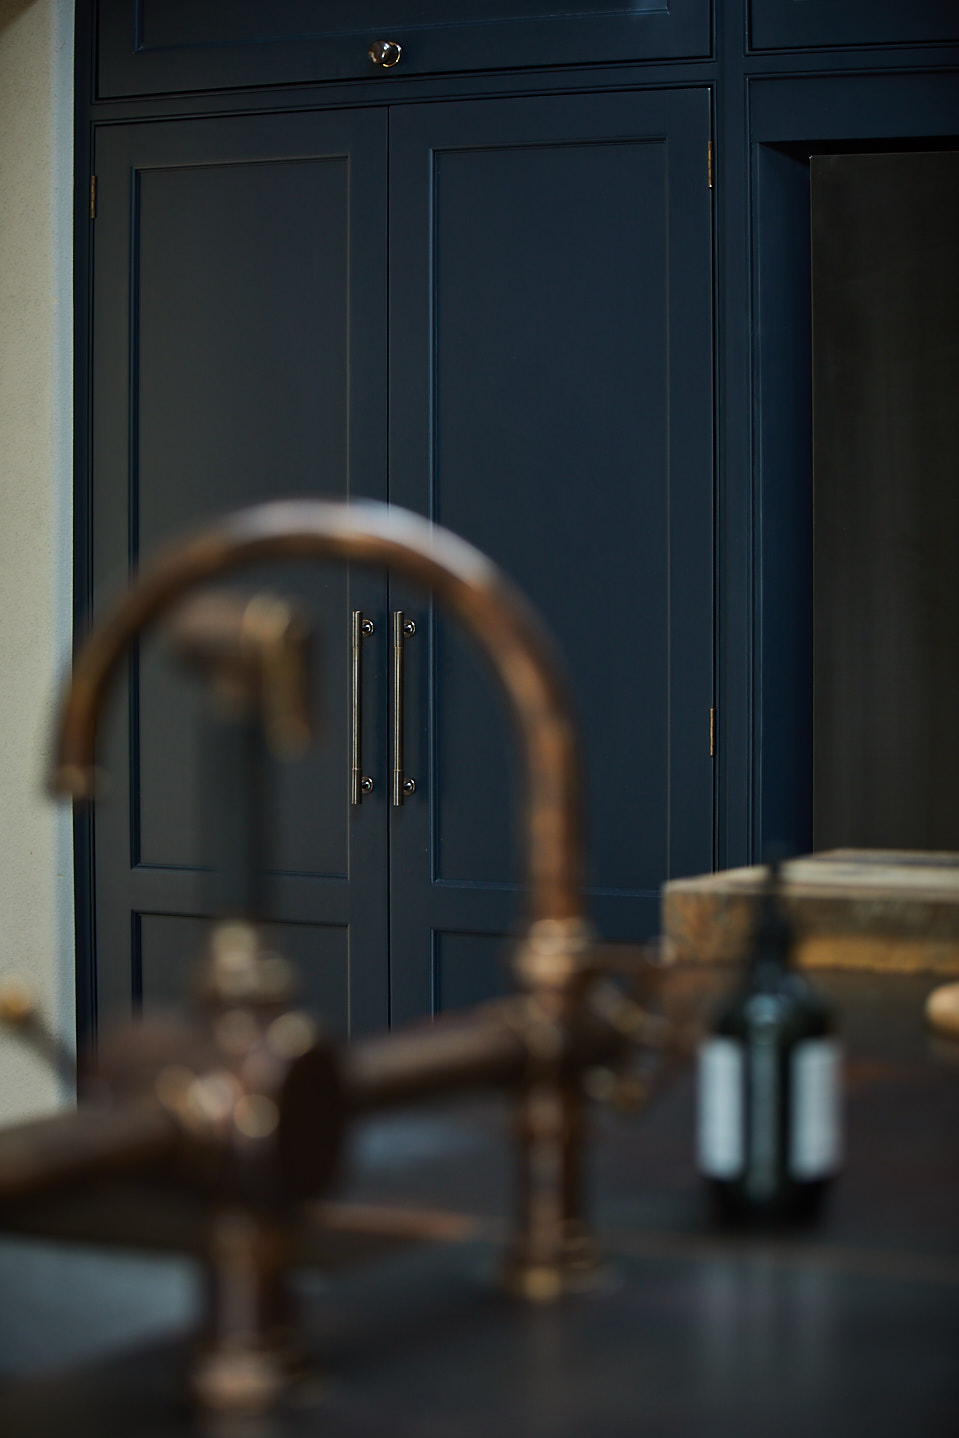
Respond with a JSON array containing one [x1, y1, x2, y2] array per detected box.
[[0, 0, 74, 1120]]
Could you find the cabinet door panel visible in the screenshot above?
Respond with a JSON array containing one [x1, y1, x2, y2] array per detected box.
[[388, 89, 714, 1021], [139, 914, 351, 1033], [134, 155, 352, 877], [750, 0, 959, 51], [96, 1, 710, 98], [89, 110, 390, 1034]]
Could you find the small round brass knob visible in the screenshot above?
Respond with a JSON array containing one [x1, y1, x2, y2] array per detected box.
[[361, 619, 374, 636], [360, 776, 374, 794], [402, 778, 416, 796], [369, 39, 402, 68]]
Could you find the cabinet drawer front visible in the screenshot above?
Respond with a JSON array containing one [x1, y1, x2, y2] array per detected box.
[[97, 1, 711, 98], [750, 0, 959, 52]]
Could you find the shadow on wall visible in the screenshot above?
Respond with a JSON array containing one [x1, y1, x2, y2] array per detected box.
[[0, 0, 42, 38]]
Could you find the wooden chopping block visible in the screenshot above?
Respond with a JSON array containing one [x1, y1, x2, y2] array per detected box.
[[662, 850, 959, 975]]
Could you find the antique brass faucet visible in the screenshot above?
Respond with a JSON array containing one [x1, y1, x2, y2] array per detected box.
[[0, 500, 675, 1412]]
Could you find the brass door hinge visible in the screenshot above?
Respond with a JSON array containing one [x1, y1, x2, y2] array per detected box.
[[707, 142, 713, 190], [709, 706, 716, 757], [89, 175, 97, 220]]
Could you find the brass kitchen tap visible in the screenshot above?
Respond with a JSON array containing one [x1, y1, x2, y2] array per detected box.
[[0, 500, 677, 1412]]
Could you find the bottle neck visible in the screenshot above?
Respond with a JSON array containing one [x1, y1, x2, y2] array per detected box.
[[747, 869, 794, 980], [747, 948, 792, 987]]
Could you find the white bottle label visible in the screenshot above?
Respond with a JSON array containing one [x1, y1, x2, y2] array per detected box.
[[789, 1039, 842, 1179], [697, 1038, 744, 1178]]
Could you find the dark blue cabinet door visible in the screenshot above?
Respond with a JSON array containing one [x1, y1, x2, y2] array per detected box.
[[89, 110, 390, 1035], [96, 1, 711, 99], [750, 0, 959, 51], [387, 88, 715, 1022]]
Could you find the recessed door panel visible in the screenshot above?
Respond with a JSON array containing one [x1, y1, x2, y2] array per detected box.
[[139, 913, 351, 1033], [134, 156, 351, 877], [432, 932, 513, 1015], [429, 137, 672, 894], [388, 89, 715, 1021]]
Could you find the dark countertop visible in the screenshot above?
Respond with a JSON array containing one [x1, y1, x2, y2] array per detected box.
[[1, 972, 958, 1436]]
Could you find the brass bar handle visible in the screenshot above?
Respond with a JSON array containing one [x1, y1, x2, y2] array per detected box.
[[351, 611, 374, 804], [392, 611, 416, 805]]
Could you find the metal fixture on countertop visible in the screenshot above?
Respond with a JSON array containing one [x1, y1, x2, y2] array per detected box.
[[0, 500, 688, 1412]]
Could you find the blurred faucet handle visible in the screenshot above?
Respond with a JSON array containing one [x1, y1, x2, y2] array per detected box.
[[0, 974, 76, 1087], [166, 588, 314, 760], [0, 974, 39, 1029]]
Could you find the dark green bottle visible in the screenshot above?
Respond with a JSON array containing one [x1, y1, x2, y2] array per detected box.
[[696, 862, 842, 1223]]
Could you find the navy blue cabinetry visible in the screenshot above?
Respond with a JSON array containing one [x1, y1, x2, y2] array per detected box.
[[96, 0, 711, 98], [749, 0, 959, 52], [81, 87, 715, 1030], [76, 0, 959, 1041], [386, 89, 714, 1020], [88, 110, 391, 1033]]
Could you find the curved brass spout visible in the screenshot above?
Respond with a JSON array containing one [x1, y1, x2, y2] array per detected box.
[[54, 499, 585, 931]]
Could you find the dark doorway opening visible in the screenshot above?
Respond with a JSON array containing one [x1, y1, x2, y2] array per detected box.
[[811, 151, 959, 850]]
